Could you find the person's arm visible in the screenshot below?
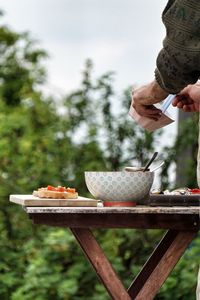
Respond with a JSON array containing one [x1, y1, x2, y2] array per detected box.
[[132, 81, 168, 120], [155, 0, 200, 94], [133, 0, 200, 119]]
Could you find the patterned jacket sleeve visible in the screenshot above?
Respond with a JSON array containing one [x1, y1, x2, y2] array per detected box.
[[155, 0, 200, 94]]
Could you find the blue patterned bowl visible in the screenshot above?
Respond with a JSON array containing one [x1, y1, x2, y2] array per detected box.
[[84, 171, 154, 206]]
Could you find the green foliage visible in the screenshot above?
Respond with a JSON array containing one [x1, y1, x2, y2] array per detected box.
[[157, 233, 200, 300], [161, 113, 199, 189], [0, 12, 199, 300]]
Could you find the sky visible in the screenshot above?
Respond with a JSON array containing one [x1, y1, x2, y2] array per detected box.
[[0, 0, 177, 141]]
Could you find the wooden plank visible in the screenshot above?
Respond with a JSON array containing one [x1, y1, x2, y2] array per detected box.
[[9, 194, 101, 207], [71, 228, 131, 300], [25, 206, 200, 215], [30, 213, 200, 230], [128, 230, 198, 299]]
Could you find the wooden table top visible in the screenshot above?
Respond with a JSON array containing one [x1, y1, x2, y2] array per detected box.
[[25, 206, 200, 215], [25, 206, 200, 230]]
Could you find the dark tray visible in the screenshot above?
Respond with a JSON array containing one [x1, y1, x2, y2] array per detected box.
[[149, 194, 200, 207]]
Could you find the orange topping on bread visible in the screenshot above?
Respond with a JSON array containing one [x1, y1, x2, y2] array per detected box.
[[33, 185, 78, 199]]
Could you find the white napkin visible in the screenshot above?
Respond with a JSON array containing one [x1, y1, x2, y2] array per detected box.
[[129, 94, 175, 132]]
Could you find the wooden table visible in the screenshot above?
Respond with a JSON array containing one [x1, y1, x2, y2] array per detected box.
[[25, 206, 200, 300]]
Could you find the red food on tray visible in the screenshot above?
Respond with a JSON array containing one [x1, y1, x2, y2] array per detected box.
[[188, 188, 200, 194], [33, 185, 78, 199]]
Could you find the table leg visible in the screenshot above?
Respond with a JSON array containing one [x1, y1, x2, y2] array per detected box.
[[128, 229, 198, 300], [71, 227, 131, 300]]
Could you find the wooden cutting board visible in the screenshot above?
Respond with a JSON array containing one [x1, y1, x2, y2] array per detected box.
[[10, 194, 103, 207]]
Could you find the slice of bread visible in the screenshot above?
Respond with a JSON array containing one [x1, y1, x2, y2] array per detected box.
[[63, 192, 78, 199], [33, 188, 78, 199]]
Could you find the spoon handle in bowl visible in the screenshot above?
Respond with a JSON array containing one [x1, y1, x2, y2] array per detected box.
[[143, 151, 158, 172]]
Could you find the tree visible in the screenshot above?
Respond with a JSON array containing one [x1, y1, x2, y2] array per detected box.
[[161, 111, 199, 189], [175, 111, 199, 187], [0, 14, 76, 299]]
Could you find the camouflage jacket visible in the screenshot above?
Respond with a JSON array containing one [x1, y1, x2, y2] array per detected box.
[[155, 0, 200, 94]]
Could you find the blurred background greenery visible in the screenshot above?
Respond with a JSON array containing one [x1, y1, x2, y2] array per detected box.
[[0, 11, 199, 300]]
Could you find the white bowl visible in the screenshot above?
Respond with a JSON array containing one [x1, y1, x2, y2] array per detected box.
[[84, 171, 154, 206]]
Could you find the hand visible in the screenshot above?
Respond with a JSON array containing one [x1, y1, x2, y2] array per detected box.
[[132, 81, 168, 120], [172, 83, 200, 112]]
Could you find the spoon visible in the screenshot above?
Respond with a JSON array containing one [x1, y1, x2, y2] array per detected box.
[[124, 151, 158, 172], [125, 160, 164, 173], [143, 151, 158, 172]]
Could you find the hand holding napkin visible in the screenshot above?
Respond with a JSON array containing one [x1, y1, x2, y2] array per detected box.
[[129, 94, 175, 132]]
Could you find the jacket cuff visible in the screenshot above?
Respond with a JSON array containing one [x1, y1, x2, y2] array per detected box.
[[154, 68, 180, 94]]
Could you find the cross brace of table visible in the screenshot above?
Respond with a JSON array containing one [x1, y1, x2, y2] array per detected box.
[[71, 228, 197, 300]]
